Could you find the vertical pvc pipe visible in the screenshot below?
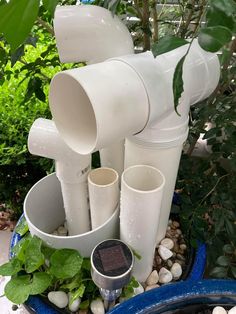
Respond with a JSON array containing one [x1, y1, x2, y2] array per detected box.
[[88, 167, 119, 229], [120, 165, 165, 282], [99, 140, 125, 178]]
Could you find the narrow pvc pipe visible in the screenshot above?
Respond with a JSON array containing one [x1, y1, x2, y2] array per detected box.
[[88, 167, 119, 230], [99, 140, 125, 178], [120, 165, 165, 283], [28, 118, 91, 235], [54, 5, 134, 64]]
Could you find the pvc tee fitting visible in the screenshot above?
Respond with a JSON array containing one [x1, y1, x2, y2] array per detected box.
[[49, 40, 220, 155]]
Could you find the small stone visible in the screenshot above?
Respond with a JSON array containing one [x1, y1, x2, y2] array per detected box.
[[158, 267, 173, 284], [175, 259, 185, 266], [145, 284, 160, 291], [68, 293, 81, 312], [229, 306, 236, 314], [168, 219, 172, 226], [167, 226, 171, 231], [133, 282, 144, 295], [176, 229, 182, 235], [167, 260, 173, 268], [57, 226, 68, 236], [146, 270, 159, 285], [158, 245, 173, 260], [212, 306, 227, 314], [160, 238, 174, 250], [52, 230, 58, 236], [48, 291, 68, 309], [170, 262, 182, 279], [90, 298, 105, 314], [79, 310, 88, 314], [176, 253, 185, 261], [180, 244, 187, 251], [172, 221, 180, 228], [173, 242, 180, 253]]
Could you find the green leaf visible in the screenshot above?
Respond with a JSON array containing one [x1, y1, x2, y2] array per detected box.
[[210, 266, 228, 278], [216, 255, 230, 267], [0, 0, 40, 51], [49, 249, 83, 279], [129, 276, 139, 288], [79, 299, 90, 310], [30, 272, 52, 295], [43, 0, 58, 17], [207, 6, 235, 31], [152, 36, 188, 57], [15, 216, 29, 236], [209, 0, 236, 16], [12, 235, 31, 262], [4, 275, 31, 304], [0, 258, 22, 276], [173, 55, 186, 114], [223, 244, 234, 254], [69, 284, 85, 305], [25, 236, 44, 273], [198, 26, 232, 53]]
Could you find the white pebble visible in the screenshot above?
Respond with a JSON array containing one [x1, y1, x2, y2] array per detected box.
[[145, 284, 160, 291], [212, 306, 227, 314], [158, 267, 173, 284], [229, 306, 236, 314], [158, 245, 173, 260], [48, 291, 68, 308], [160, 238, 174, 250], [180, 244, 187, 251], [68, 293, 81, 312], [170, 262, 182, 279], [133, 282, 144, 295], [90, 299, 105, 314], [57, 226, 68, 236], [146, 270, 159, 285]]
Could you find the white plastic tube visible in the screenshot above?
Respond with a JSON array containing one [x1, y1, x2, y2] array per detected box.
[[49, 40, 220, 155], [24, 173, 119, 257], [120, 165, 165, 283], [88, 167, 119, 230], [54, 5, 134, 64], [99, 140, 125, 178], [49, 61, 149, 154], [28, 118, 91, 235]]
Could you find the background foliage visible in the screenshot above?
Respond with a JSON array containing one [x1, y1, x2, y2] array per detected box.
[[0, 0, 235, 277]]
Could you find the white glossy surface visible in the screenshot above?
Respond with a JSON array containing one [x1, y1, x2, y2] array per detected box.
[[28, 118, 91, 235], [54, 5, 134, 63], [88, 167, 119, 229], [24, 173, 119, 257], [120, 165, 165, 282]]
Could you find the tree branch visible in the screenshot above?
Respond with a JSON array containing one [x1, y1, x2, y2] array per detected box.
[[37, 17, 55, 36]]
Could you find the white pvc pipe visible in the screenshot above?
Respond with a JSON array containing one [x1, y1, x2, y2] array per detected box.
[[24, 173, 119, 257], [54, 5, 134, 64], [99, 140, 125, 178], [88, 167, 119, 230], [120, 165, 165, 283], [49, 61, 149, 154], [28, 118, 91, 235], [49, 40, 220, 155]]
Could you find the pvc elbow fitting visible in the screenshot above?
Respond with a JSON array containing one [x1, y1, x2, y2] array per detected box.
[[54, 5, 134, 64]]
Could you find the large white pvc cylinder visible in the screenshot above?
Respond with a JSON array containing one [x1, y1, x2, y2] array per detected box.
[[88, 167, 119, 230], [124, 138, 186, 244], [49, 61, 149, 154], [24, 173, 119, 257], [28, 118, 91, 235], [99, 140, 125, 178], [54, 5, 134, 64], [120, 165, 165, 283]]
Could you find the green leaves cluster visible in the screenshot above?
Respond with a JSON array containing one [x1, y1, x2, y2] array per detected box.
[[0, 234, 98, 306]]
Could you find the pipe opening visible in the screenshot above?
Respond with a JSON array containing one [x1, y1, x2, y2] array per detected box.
[[49, 72, 97, 154], [122, 165, 165, 192], [88, 167, 118, 186]]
